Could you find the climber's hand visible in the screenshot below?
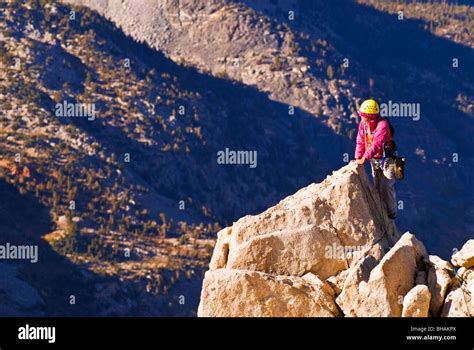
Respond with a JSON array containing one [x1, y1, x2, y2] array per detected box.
[[355, 157, 365, 165]]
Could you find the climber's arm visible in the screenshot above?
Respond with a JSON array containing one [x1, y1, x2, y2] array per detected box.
[[354, 122, 365, 159]]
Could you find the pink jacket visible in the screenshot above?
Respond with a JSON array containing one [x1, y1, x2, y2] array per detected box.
[[355, 117, 390, 160]]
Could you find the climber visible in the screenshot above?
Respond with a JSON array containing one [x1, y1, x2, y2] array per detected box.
[[353, 98, 397, 220]]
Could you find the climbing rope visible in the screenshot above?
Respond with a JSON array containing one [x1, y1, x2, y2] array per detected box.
[[353, 165, 472, 316], [452, 270, 472, 316]]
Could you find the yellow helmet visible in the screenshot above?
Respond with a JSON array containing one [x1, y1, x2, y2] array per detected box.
[[359, 99, 380, 116]]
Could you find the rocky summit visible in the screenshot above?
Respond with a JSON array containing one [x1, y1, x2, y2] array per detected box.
[[198, 163, 474, 317]]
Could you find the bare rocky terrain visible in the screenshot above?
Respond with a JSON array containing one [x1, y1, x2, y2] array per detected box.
[[199, 163, 474, 317]]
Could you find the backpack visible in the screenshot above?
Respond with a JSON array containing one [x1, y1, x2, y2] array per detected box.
[[383, 117, 395, 138], [381, 117, 396, 156]]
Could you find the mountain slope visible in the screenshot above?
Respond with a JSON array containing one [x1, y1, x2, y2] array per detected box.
[[64, 0, 474, 258], [0, 0, 350, 315], [1, 0, 472, 316]]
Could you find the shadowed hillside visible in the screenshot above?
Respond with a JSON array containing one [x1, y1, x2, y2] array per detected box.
[[1, 0, 472, 316], [1, 0, 350, 315], [65, 0, 473, 257]]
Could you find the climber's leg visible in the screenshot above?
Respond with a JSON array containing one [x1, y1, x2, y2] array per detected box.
[[370, 159, 382, 192], [381, 158, 397, 219], [371, 159, 396, 219]]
